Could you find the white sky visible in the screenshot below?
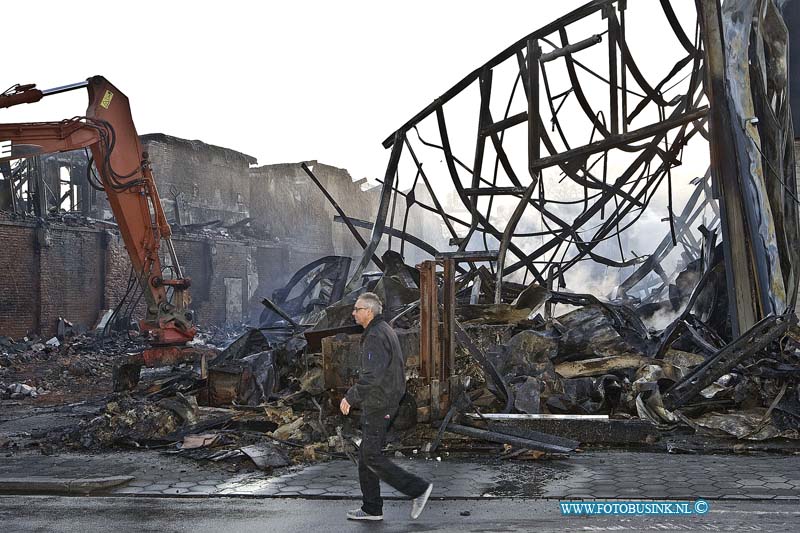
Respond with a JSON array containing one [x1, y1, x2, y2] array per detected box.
[[0, 0, 644, 184]]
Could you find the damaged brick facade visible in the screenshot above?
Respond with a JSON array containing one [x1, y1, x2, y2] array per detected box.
[[249, 161, 379, 258], [141, 134, 256, 227], [0, 220, 39, 338], [0, 219, 273, 336], [0, 136, 389, 337], [248, 160, 388, 310], [0, 218, 104, 338]]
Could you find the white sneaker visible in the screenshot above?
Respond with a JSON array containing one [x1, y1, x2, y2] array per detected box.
[[347, 508, 383, 521], [410, 483, 433, 519]]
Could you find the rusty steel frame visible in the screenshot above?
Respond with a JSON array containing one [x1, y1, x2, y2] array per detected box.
[[416, 258, 458, 420], [418, 260, 441, 419], [368, 0, 711, 299], [343, 0, 798, 340], [418, 251, 507, 419]]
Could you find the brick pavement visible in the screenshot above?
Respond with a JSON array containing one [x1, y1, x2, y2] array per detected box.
[[0, 449, 798, 500], [537, 451, 800, 501]]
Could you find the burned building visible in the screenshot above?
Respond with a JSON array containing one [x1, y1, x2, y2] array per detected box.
[[0, 134, 399, 335], [301, 0, 800, 443], [2, 0, 800, 470]]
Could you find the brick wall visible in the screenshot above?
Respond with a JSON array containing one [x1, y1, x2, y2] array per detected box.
[[170, 238, 212, 308], [0, 222, 38, 337], [0, 221, 107, 338], [100, 231, 320, 329], [37, 226, 105, 336], [249, 245, 327, 321], [102, 233, 248, 328], [0, 221, 259, 337], [248, 160, 451, 272], [103, 231, 134, 310], [199, 241, 251, 326]]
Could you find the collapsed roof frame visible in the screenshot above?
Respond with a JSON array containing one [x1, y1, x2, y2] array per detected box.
[[340, 0, 798, 338]]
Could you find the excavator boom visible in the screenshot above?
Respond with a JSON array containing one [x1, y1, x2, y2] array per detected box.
[[0, 76, 209, 388]]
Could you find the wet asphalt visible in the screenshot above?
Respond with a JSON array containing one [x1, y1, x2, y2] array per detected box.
[[1, 495, 796, 532]]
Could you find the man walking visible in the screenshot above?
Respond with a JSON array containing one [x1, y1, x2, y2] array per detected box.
[[340, 292, 433, 521]]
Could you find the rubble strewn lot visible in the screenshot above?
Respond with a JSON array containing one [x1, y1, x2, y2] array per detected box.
[[3, 0, 800, 479], [2, 247, 800, 477], [1, 331, 119, 404]]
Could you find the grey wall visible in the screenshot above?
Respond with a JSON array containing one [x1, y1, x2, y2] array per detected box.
[[142, 133, 256, 226]]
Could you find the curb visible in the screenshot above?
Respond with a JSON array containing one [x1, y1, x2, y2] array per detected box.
[[0, 476, 134, 495]]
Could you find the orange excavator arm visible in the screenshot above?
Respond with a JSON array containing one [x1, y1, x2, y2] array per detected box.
[[0, 76, 208, 387]]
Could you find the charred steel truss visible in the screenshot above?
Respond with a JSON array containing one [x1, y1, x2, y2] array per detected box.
[[0, 151, 93, 216], [335, 0, 797, 337], [351, 0, 711, 293]]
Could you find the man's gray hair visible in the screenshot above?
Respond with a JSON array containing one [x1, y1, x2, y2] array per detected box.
[[357, 292, 383, 315]]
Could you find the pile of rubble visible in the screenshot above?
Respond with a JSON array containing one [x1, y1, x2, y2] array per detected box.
[[2, 245, 799, 474], [2, 383, 46, 400], [4, 1, 800, 477], [224, 249, 800, 449], [0, 238, 800, 474], [132, 248, 798, 466], [0, 323, 146, 405]]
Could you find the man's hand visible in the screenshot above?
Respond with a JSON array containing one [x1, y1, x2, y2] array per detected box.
[[340, 397, 351, 416]]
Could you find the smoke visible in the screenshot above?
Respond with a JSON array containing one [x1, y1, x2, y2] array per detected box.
[[642, 302, 688, 332]]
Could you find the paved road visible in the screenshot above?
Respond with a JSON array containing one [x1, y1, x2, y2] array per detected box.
[[1, 495, 796, 532]]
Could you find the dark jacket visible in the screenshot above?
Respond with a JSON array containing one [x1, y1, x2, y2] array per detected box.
[[345, 314, 406, 416]]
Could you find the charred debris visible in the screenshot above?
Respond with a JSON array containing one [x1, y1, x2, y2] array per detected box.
[[3, 0, 800, 471]]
